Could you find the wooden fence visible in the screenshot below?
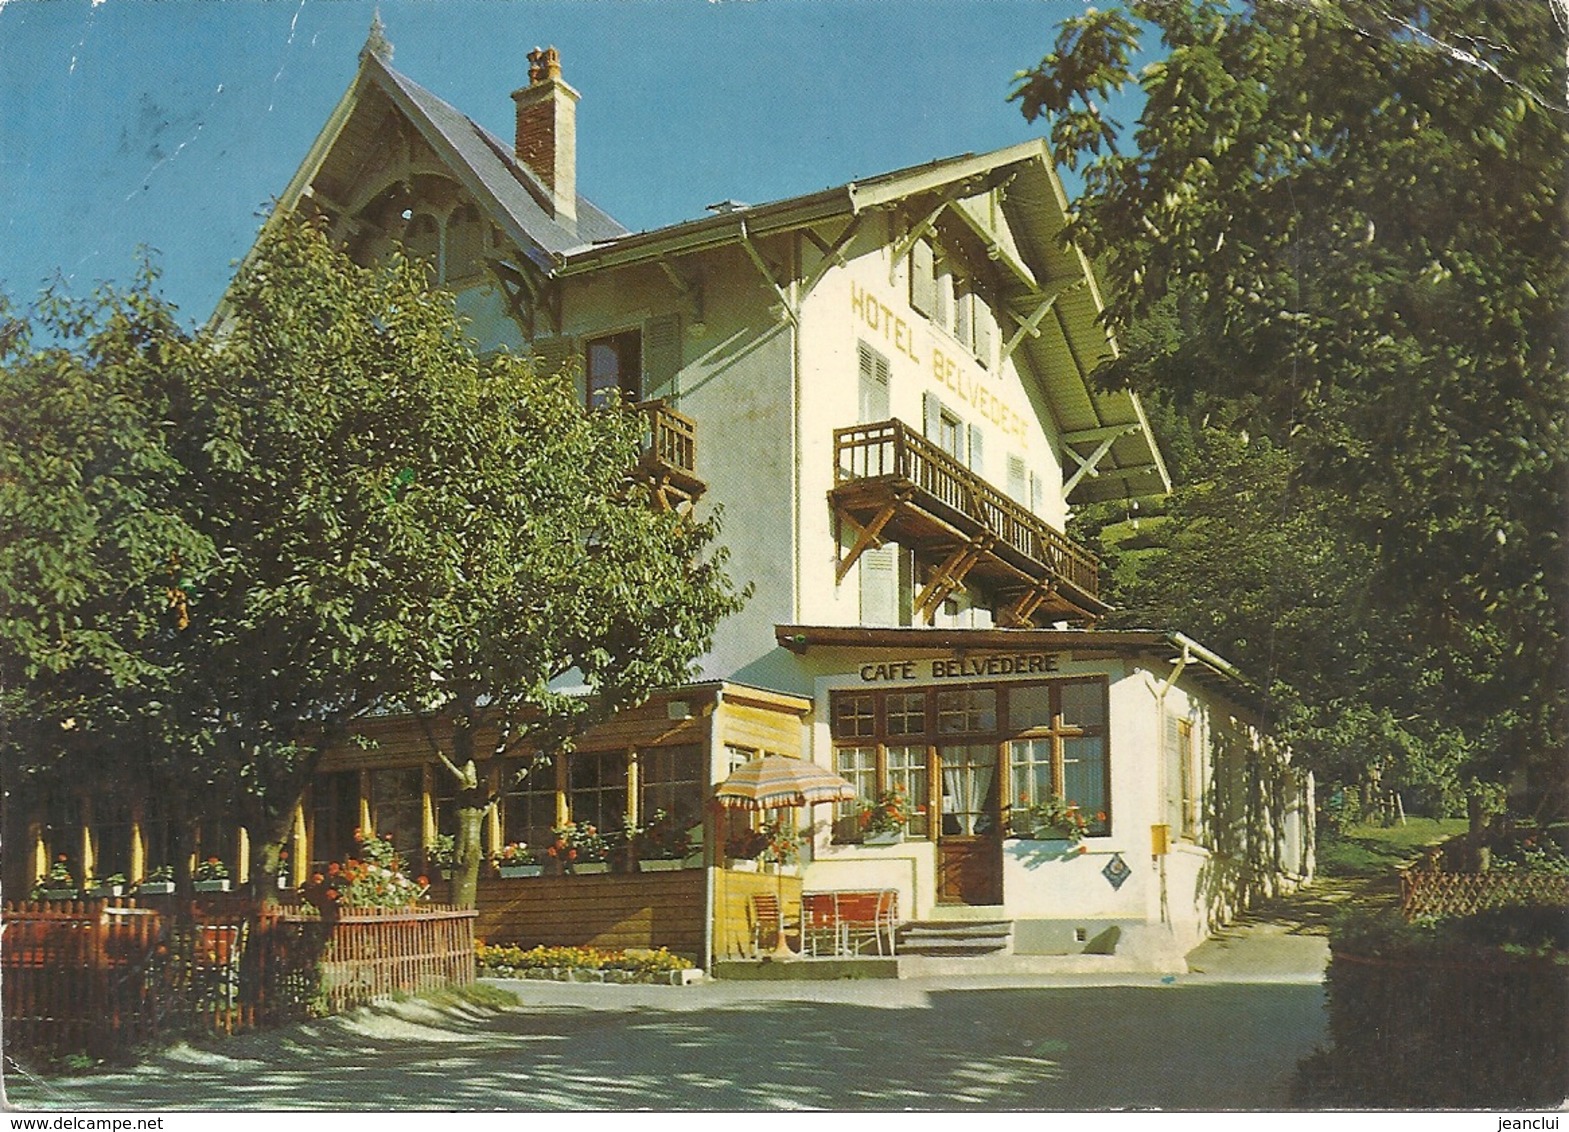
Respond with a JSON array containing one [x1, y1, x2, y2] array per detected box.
[[1, 898, 476, 1061], [1399, 868, 1569, 920]]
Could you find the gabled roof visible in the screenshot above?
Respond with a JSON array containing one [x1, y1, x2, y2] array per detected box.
[[270, 48, 625, 273]]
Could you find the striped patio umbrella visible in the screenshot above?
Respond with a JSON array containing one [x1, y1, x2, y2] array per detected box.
[[713, 754, 856, 810]]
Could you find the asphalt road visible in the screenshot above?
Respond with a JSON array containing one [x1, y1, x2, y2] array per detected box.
[[4, 924, 1330, 1112]]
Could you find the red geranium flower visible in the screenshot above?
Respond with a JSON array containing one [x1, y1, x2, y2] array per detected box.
[[416, 875, 429, 887]]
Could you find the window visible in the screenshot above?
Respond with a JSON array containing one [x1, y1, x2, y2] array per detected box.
[[830, 678, 1110, 844], [937, 688, 996, 734], [954, 278, 972, 347], [503, 756, 557, 851], [639, 745, 704, 838], [312, 770, 360, 869], [370, 768, 424, 856], [568, 751, 627, 834], [1007, 455, 1028, 504], [938, 411, 963, 461], [586, 330, 642, 409], [93, 799, 134, 879], [1176, 717, 1198, 839], [403, 213, 439, 276]]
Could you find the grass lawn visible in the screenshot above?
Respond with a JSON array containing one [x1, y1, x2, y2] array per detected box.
[[1316, 817, 1468, 879]]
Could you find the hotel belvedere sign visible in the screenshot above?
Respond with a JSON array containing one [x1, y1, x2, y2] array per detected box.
[[849, 282, 1028, 441], [858, 653, 1060, 682]]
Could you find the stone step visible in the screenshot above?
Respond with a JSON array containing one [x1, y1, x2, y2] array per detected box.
[[900, 920, 1013, 939], [896, 919, 1013, 956]]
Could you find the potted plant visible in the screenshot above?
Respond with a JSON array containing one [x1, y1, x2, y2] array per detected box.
[[1016, 796, 1095, 844], [635, 809, 693, 871], [301, 830, 430, 913], [193, 856, 231, 892], [33, 856, 77, 901], [86, 871, 129, 898], [858, 788, 911, 845], [547, 821, 609, 875], [494, 842, 542, 878], [136, 864, 176, 895], [725, 827, 768, 871], [427, 832, 458, 879], [759, 821, 805, 875]]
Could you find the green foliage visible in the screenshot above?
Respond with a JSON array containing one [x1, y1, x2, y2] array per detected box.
[[1020, 1, 1568, 814], [301, 830, 429, 910], [1316, 818, 1467, 879]]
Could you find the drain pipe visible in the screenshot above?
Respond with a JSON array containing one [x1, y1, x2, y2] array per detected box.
[[1147, 641, 1191, 927], [703, 687, 723, 971]]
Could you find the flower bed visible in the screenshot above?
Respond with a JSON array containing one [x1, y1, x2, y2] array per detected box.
[[475, 942, 699, 985]]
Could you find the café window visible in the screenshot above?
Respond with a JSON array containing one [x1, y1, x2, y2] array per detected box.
[[639, 745, 704, 839], [311, 770, 360, 869], [830, 677, 1110, 843], [586, 330, 642, 409], [370, 767, 424, 856], [568, 751, 627, 834], [503, 756, 558, 851]]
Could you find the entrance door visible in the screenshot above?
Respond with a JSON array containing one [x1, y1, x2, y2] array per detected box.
[[936, 743, 1002, 904]]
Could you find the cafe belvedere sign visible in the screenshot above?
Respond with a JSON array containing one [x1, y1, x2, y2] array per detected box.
[[858, 653, 1059, 682]]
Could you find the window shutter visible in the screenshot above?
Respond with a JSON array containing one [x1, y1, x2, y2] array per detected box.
[[923, 391, 942, 440], [859, 545, 898, 626], [1029, 471, 1044, 514], [967, 423, 985, 476], [910, 238, 936, 317], [975, 294, 995, 369], [858, 341, 890, 422], [642, 314, 682, 402], [530, 337, 579, 381], [1007, 455, 1028, 503]]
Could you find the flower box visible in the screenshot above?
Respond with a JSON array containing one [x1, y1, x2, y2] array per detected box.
[[40, 888, 78, 901], [864, 830, 904, 846], [639, 858, 685, 872], [193, 879, 231, 893], [498, 864, 543, 879], [728, 858, 760, 873], [136, 881, 176, 896], [573, 861, 610, 875], [87, 884, 125, 898]]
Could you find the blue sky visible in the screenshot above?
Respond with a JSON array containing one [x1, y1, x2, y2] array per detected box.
[[1, 0, 1132, 324]]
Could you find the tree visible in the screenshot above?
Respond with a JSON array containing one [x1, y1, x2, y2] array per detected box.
[[1017, 0, 1568, 818], [1, 216, 745, 906]]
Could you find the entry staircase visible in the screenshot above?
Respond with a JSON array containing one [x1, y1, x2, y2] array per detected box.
[[896, 917, 1014, 957]]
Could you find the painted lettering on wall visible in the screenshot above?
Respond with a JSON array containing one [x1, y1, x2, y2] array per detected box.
[[931, 345, 1028, 442], [858, 654, 1060, 682], [849, 282, 921, 364]]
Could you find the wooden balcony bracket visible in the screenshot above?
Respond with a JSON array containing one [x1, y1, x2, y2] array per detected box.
[[657, 259, 705, 325], [834, 489, 913, 582], [999, 582, 1058, 628], [800, 215, 865, 304], [913, 534, 994, 623], [488, 256, 561, 340], [738, 219, 798, 327], [888, 185, 966, 286]]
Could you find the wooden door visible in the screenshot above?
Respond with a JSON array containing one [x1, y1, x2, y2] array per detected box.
[[936, 743, 1002, 904]]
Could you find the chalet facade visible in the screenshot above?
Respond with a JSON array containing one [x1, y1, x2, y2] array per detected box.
[[16, 33, 1313, 968]]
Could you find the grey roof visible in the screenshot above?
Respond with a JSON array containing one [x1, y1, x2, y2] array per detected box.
[[370, 54, 627, 264]]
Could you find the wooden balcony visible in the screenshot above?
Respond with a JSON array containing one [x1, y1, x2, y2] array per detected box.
[[831, 419, 1106, 626], [633, 400, 704, 512]]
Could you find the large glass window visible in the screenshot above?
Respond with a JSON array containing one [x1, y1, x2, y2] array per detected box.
[[568, 751, 627, 835], [830, 677, 1110, 844], [639, 745, 704, 838], [586, 330, 642, 409], [503, 757, 557, 851], [370, 768, 423, 857], [312, 770, 360, 869]]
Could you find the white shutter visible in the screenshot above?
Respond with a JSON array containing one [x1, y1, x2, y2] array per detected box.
[[923, 391, 942, 440], [967, 423, 985, 476], [975, 292, 995, 369], [1029, 471, 1044, 514], [1007, 455, 1028, 503], [910, 238, 936, 317], [858, 342, 890, 422]]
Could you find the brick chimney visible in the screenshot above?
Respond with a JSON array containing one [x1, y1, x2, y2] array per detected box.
[[511, 46, 578, 224]]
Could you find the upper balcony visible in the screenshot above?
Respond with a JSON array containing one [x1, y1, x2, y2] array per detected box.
[[633, 400, 705, 512], [830, 419, 1106, 626]]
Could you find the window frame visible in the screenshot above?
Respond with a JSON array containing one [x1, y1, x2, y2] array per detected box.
[[829, 677, 1111, 844], [585, 328, 643, 409]]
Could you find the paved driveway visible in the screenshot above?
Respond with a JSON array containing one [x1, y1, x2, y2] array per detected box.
[[4, 898, 1334, 1111]]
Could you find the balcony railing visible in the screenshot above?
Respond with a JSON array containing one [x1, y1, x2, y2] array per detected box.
[[832, 419, 1101, 613], [634, 399, 703, 511]]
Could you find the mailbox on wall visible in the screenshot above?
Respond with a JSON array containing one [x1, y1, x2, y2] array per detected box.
[[1151, 823, 1171, 856]]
